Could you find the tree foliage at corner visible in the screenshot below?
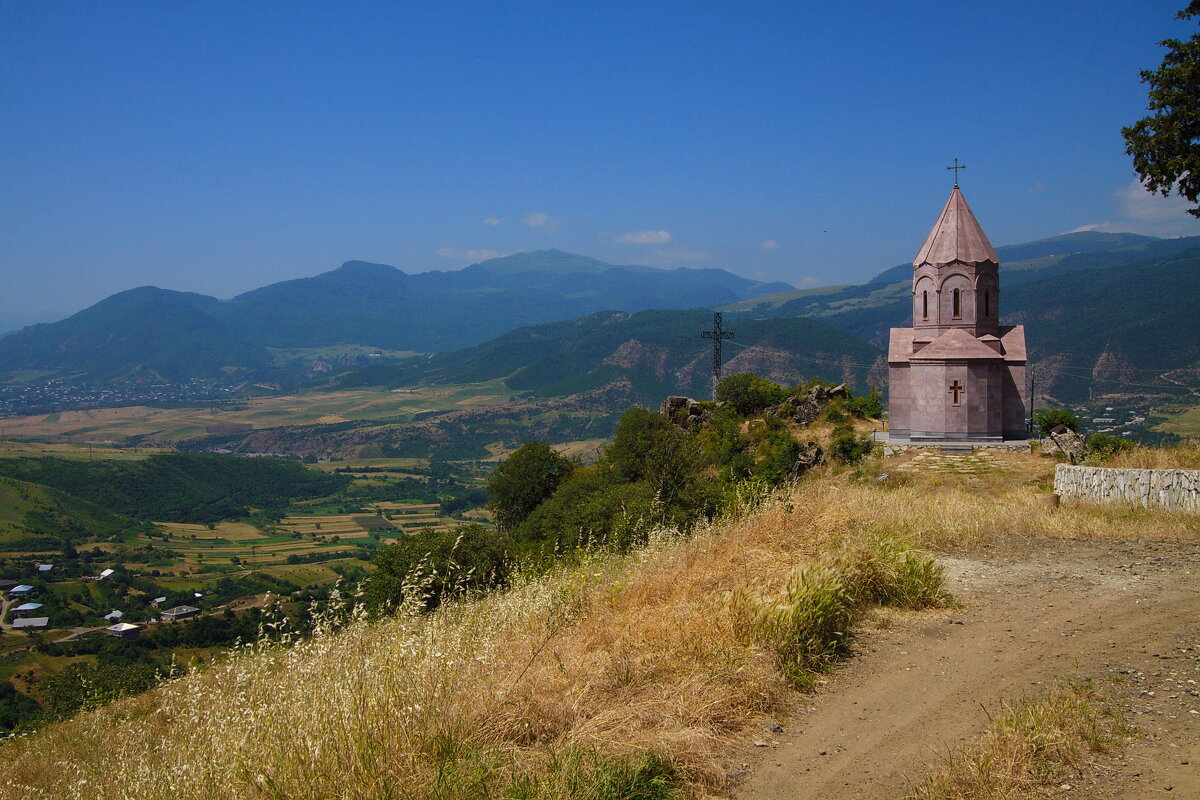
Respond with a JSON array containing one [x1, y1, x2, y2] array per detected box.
[[1122, 1, 1200, 217], [485, 441, 575, 531]]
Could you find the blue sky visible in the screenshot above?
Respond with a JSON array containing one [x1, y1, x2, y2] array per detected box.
[[3, 0, 1199, 328]]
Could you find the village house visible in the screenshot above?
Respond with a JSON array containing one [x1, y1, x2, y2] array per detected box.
[[160, 604, 200, 622], [12, 617, 49, 630], [105, 622, 142, 640]]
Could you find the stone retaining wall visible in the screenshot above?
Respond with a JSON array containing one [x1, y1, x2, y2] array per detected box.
[[1054, 464, 1200, 513]]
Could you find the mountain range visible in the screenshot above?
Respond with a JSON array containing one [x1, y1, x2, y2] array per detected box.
[[2, 233, 1199, 407], [0, 250, 790, 383]]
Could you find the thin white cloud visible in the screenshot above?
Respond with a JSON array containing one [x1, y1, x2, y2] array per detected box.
[[799, 276, 822, 287], [482, 217, 502, 226], [615, 230, 673, 245], [761, 239, 780, 251], [1065, 179, 1200, 237], [522, 211, 552, 228], [436, 247, 502, 263]]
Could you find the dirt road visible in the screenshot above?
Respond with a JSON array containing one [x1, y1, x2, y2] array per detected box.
[[735, 536, 1200, 799]]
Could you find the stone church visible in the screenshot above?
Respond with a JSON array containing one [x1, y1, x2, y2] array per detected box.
[[887, 183, 1027, 442]]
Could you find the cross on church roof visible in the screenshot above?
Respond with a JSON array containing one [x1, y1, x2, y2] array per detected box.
[[946, 158, 966, 187]]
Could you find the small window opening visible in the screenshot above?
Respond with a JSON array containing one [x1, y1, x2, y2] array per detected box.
[[984, 289, 990, 317], [922, 290, 928, 319], [952, 288, 961, 318]]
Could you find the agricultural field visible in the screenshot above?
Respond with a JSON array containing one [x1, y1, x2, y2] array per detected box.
[[0, 381, 515, 444], [1156, 402, 1200, 437]]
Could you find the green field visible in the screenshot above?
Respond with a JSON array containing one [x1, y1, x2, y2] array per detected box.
[[1156, 404, 1200, 437]]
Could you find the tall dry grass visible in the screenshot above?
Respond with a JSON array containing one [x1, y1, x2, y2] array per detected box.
[[0, 486, 944, 800], [905, 681, 1136, 800], [1095, 440, 1200, 470], [1, 453, 1192, 799]]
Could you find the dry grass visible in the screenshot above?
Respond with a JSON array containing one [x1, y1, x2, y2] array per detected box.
[[0, 484, 944, 800], [1096, 440, 1200, 470], [905, 681, 1136, 800], [1, 453, 1192, 799]]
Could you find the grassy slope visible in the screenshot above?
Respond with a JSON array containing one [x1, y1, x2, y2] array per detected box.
[[3, 450, 1196, 799]]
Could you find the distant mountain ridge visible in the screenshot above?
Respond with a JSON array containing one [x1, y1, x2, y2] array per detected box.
[[0, 251, 792, 383], [328, 309, 882, 405]]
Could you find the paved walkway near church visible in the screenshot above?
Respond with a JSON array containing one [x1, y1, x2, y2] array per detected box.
[[734, 535, 1200, 800]]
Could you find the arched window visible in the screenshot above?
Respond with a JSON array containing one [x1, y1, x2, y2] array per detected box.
[[983, 289, 990, 317], [922, 290, 928, 319], [952, 288, 961, 318]]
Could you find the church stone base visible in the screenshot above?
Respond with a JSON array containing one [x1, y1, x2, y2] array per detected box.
[[873, 432, 1032, 456]]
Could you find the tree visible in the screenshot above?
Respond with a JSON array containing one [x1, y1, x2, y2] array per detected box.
[[1033, 408, 1081, 437], [366, 525, 512, 613], [485, 442, 574, 532], [1122, 2, 1200, 217], [715, 373, 788, 416]]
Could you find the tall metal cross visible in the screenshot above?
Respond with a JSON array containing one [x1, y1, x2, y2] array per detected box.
[[947, 158, 966, 186], [701, 312, 734, 391]]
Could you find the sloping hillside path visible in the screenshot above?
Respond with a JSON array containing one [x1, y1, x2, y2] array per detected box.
[[734, 535, 1200, 799]]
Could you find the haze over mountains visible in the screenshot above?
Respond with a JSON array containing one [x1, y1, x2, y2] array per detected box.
[[2, 232, 1199, 407]]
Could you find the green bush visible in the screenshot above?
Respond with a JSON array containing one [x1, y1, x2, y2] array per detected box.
[[844, 385, 884, 419], [1033, 408, 1081, 437], [1086, 432, 1134, 461], [367, 525, 512, 613], [715, 373, 788, 416], [830, 433, 873, 465], [486, 441, 575, 532]]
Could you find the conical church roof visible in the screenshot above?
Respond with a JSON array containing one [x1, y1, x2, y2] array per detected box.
[[913, 186, 1000, 267]]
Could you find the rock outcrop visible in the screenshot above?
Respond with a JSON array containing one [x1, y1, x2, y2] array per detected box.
[[787, 442, 825, 482], [770, 383, 849, 426]]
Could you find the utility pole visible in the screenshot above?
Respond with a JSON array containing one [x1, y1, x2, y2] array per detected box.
[[701, 312, 734, 397]]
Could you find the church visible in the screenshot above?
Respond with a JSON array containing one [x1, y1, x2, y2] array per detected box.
[[887, 178, 1028, 443]]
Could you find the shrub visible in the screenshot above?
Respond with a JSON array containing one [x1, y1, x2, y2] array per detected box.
[[1033, 408, 1081, 437], [366, 524, 512, 613], [715, 373, 788, 416], [844, 385, 885, 419], [1085, 432, 1134, 462], [830, 433, 873, 465]]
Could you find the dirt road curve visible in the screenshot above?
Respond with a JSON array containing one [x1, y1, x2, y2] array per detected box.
[[735, 537, 1200, 800]]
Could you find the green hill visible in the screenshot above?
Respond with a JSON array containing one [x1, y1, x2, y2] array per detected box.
[[0, 474, 136, 550], [0, 287, 271, 382], [0, 453, 349, 524]]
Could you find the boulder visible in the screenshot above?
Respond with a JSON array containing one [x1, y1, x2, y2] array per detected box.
[[787, 442, 824, 482], [660, 395, 709, 429], [1042, 429, 1087, 464]]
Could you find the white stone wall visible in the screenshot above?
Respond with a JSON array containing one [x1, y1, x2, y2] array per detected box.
[[1054, 464, 1200, 514]]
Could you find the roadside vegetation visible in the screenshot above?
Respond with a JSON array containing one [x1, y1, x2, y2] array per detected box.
[[906, 681, 1137, 800]]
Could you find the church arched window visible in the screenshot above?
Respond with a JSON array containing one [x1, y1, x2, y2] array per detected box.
[[983, 289, 990, 317], [922, 290, 928, 319], [952, 288, 961, 318]]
